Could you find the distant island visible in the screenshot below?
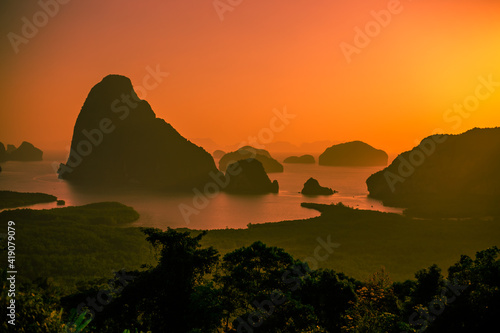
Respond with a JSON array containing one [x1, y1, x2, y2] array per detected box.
[[283, 155, 315, 164], [223, 158, 279, 194], [319, 141, 388, 166], [218, 146, 283, 173], [0, 201, 149, 287], [0, 190, 57, 209], [0, 141, 43, 162], [0, 143, 7, 162], [212, 150, 226, 159], [301, 177, 335, 196], [57, 75, 219, 190], [366, 127, 500, 217], [258, 140, 335, 154], [6, 144, 16, 153]]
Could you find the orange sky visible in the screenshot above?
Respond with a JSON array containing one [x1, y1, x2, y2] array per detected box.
[[1, 0, 499, 156]]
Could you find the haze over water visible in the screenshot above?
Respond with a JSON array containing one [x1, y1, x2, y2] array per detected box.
[[0, 151, 402, 230]]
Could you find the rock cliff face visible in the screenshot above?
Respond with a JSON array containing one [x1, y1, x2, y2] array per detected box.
[[366, 128, 500, 216], [219, 146, 283, 173], [58, 75, 218, 190], [319, 141, 388, 166], [283, 155, 315, 164], [223, 159, 279, 194], [301, 178, 334, 196]]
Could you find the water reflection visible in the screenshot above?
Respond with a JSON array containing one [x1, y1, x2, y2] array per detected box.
[[0, 159, 402, 230]]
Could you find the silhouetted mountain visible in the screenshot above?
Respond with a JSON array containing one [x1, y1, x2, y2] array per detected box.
[[301, 178, 335, 196], [219, 146, 283, 173], [58, 75, 219, 190], [283, 155, 315, 164], [0, 142, 6, 162], [264, 141, 300, 153], [319, 141, 388, 166], [366, 127, 500, 217], [8, 142, 43, 161], [212, 150, 226, 159], [223, 159, 279, 194], [1, 141, 43, 162], [190, 138, 223, 153], [257, 140, 336, 154], [6, 144, 16, 154]]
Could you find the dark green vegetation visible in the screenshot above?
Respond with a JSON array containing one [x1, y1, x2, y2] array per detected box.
[[319, 141, 388, 166], [201, 203, 500, 282], [0, 202, 153, 288], [0, 141, 43, 162], [2, 226, 498, 332], [367, 127, 500, 217], [58, 75, 218, 190], [0, 190, 57, 209], [219, 146, 284, 173], [1, 202, 499, 332], [283, 155, 315, 164], [224, 159, 279, 194]]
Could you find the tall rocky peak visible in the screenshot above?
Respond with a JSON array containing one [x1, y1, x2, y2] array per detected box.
[[58, 75, 218, 190]]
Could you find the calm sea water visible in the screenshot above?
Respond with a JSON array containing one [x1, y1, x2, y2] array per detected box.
[[0, 152, 402, 230]]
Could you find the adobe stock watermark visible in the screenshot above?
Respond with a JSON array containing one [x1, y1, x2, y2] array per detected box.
[[383, 133, 447, 193], [213, 0, 243, 21], [340, 0, 403, 64], [401, 279, 468, 333], [384, 74, 499, 192], [236, 235, 340, 333], [7, 0, 72, 54], [178, 106, 296, 224], [55, 65, 169, 178], [442, 74, 500, 130]]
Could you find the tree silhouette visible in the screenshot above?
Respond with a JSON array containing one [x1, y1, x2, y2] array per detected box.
[[95, 228, 221, 332]]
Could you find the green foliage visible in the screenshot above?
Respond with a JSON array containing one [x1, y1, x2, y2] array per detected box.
[[65, 309, 93, 332], [424, 246, 500, 332], [243, 297, 324, 333], [1, 271, 66, 333], [92, 228, 221, 333], [0, 190, 57, 209], [202, 203, 500, 282], [412, 264, 445, 307], [214, 241, 301, 329], [4, 201, 499, 332], [0, 202, 152, 290], [297, 269, 358, 333], [342, 268, 401, 333], [216, 241, 346, 332]]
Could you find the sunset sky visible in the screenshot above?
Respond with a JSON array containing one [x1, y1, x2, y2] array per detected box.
[[1, 0, 499, 156]]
